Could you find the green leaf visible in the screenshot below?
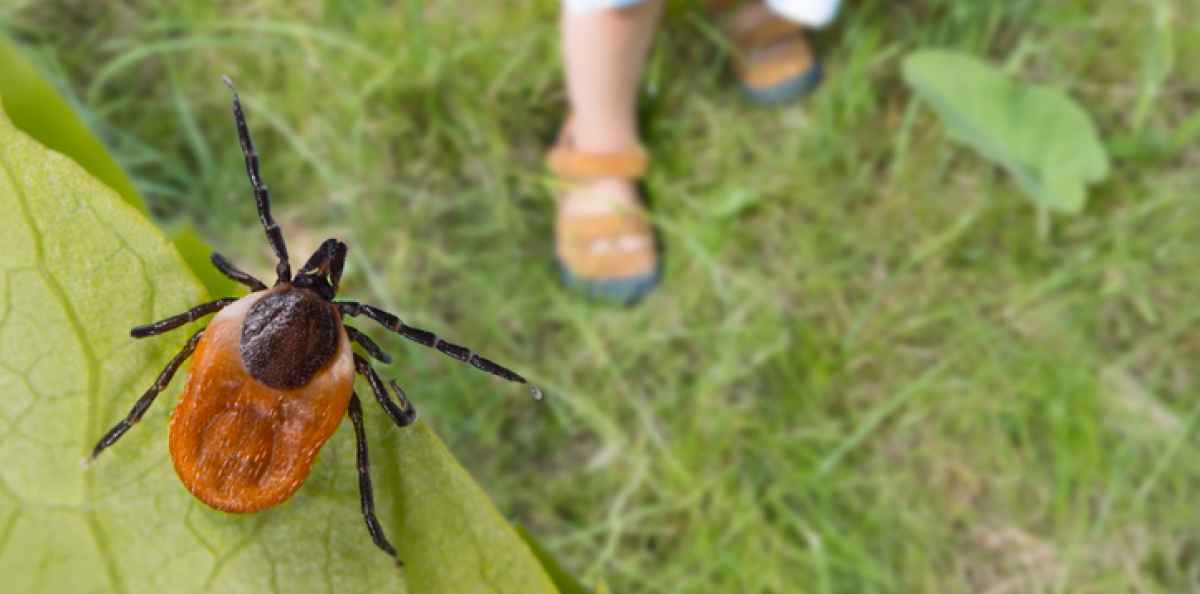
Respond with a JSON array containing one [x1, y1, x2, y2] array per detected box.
[[902, 49, 1109, 213], [0, 103, 559, 592], [0, 36, 233, 297], [170, 225, 237, 301], [0, 99, 209, 591], [516, 524, 591, 594], [389, 423, 561, 594], [0, 36, 144, 213]]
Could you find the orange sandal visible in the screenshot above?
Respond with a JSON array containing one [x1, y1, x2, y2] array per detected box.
[[547, 129, 660, 305], [718, 1, 823, 104]]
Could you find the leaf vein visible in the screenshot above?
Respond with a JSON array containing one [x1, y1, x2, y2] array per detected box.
[[0, 154, 129, 594]]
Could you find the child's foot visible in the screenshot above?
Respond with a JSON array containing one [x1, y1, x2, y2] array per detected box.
[[720, 1, 822, 104], [548, 123, 660, 305]]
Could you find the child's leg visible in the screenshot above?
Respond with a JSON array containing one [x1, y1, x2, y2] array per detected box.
[[551, 0, 665, 304], [561, 0, 664, 155]]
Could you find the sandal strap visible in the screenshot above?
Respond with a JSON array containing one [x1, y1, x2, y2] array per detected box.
[[557, 211, 656, 279], [547, 145, 649, 180], [558, 210, 650, 244], [548, 118, 658, 281], [737, 36, 815, 87]]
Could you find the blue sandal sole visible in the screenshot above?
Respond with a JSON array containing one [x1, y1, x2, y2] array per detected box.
[[556, 258, 661, 306], [740, 60, 823, 105]]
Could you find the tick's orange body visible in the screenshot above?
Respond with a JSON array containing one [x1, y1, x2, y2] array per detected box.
[[168, 290, 354, 512]]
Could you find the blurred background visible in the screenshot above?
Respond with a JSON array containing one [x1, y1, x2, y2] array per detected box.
[[3, 0, 1199, 592]]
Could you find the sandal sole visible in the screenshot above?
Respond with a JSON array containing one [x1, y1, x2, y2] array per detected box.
[[740, 60, 823, 105], [557, 258, 661, 306]]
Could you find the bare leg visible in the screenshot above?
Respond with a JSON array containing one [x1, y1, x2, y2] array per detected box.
[[562, 1, 664, 156], [560, 1, 663, 207]]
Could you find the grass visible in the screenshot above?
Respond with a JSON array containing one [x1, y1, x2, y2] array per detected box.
[[4, 0, 1200, 592]]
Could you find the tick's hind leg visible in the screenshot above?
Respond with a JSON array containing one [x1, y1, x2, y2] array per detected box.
[[211, 252, 267, 292], [347, 392, 400, 564], [130, 298, 236, 338], [354, 354, 417, 428], [338, 301, 542, 400], [90, 328, 204, 459]]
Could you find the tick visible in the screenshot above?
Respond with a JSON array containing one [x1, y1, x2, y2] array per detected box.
[[89, 76, 541, 564]]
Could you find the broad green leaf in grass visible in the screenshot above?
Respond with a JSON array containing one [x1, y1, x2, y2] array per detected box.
[[171, 225, 239, 302], [0, 37, 143, 212], [0, 35, 233, 297], [389, 423, 561, 594], [516, 526, 613, 594], [516, 525, 591, 594], [0, 105, 561, 592], [902, 49, 1109, 213]]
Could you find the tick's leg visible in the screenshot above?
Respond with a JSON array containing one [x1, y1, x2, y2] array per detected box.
[[211, 252, 267, 292], [90, 329, 204, 459], [221, 76, 290, 284], [354, 353, 417, 428], [347, 392, 400, 564], [130, 299, 236, 338], [338, 301, 542, 400], [346, 326, 392, 363]]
